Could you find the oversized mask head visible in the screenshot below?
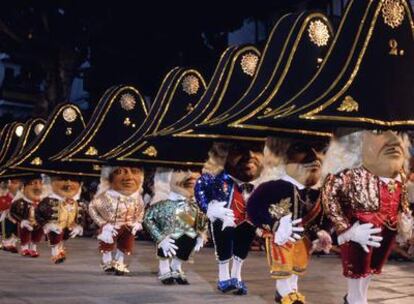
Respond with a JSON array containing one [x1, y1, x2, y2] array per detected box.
[[51, 176, 81, 199], [225, 142, 264, 182], [8, 179, 22, 196], [23, 178, 43, 202], [169, 170, 201, 199], [285, 140, 328, 187], [362, 130, 406, 178], [109, 166, 144, 196]]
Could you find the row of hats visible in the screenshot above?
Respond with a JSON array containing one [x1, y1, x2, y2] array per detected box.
[[1, 0, 413, 179]]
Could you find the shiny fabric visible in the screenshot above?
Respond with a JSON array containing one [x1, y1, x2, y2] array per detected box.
[[143, 198, 207, 243], [89, 192, 144, 228], [99, 225, 135, 255]]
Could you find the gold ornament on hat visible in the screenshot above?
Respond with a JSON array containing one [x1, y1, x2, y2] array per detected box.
[[85, 146, 98, 156], [308, 20, 330, 47], [268, 197, 292, 220], [15, 125, 24, 137], [337, 96, 359, 112], [142, 145, 158, 157], [240, 52, 259, 76], [62, 107, 77, 122], [182, 75, 200, 95], [382, 0, 405, 29], [120, 93, 136, 111], [34, 123, 44, 135], [30, 157, 43, 166]]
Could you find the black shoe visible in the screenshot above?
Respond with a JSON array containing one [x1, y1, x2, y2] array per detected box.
[[274, 291, 282, 303], [172, 271, 190, 285], [343, 294, 349, 304], [159, 272, 175, 285]]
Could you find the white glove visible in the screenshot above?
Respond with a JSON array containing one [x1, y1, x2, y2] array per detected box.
[[206, 201, 234, 221], [274, 214, 304, 246], [43, 223, 62, 234], [69, 225, 83, 238], [20, 220, 33, 231], [338, 221, 382, 253], [312, 230, 332, 254], [158, 236, 178, 257], [194, 235, 205, 252], [221, 215, 236, 230], [97, 224, 117, 244], [131, 222, 143, 235]]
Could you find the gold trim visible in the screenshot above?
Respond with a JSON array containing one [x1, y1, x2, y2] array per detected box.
[[337, 96, 359, 112], [142, 145, 158, 157], [53, 86, 148, 161], [308, 19, 330, 47], [300, 1, 414, 126], [382, 0, 405, 29], [13, 165, 100, 177], [85, 146, 98, 156], [30, 157, 42, 166]]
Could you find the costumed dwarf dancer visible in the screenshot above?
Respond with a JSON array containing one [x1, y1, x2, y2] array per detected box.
[[195, 142, 264, 295], [0, 179, 22, 252], [247, 138, 332, 304], [89, 166, 145, 275], [322, 130, 413, 304], [9, 175, 44, 257], [36, 175, 86, 263], [144, 170, 208, 285]]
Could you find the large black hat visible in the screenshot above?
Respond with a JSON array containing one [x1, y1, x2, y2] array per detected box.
[[102, 67, 207, 160], [109, 45, 261, 168], [52, 85, 148, 163], [0, 118, 46, 180], [177, 11, 334, 140], [6, 104, 99, 177], [260, 0, 414, 130]]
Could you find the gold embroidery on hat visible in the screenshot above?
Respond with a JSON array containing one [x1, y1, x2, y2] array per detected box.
[[120, 93, 136, 111], [31, 157, 42, 166], [382, 0, 405, 29], [85, 146, 98, 156], [308, 20, 330, 47], [93, 164, 101, 171], [65, 127, 73, 135], [240, 52, 259, 76], [63, 107, 77, 122], [142, 145, 158, 157], [186, 103, 194, 112], [182, 75, 200, 95], [123, 117, 132, 126], [269, 198, 292, 220], [337, 96, 359, 112]]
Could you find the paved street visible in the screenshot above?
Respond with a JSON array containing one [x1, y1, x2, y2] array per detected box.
[[0, 238, 413, 304]]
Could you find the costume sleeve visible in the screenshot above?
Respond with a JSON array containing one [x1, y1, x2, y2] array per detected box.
[[194, 174, 213, 213], [143, 202, 164, 243], [321, 173, 350, 235], [75, 201, 87, 227], [9, 201, 24, 223], [88, 198, 106, 227], [35, 199, 52, 227]]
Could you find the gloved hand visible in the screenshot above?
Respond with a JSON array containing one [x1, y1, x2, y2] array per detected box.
[[194, 235, 205, 252], [43, 223, 62, 234], [20, 220, 33, 231], [312, 230, 332, 254], [97, 223, 117, 244], [338, 221, 382, 253], [274, 214, 304, 246], [158, 236, 178, 257], [69, 225, 83, 238], [206, 201, 234, 222], [131, 222, 143, 235]]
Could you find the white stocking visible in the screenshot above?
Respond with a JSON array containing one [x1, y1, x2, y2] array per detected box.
[[289, 274, 299, 291], [276, 278, 293, 297], [30, 243, 37, 252], [171, 257, 183, 272], [347, 278, 366, 304], [159, 259, 170, 275], [218, 260, 230, 281], [102, 251, 112, 264], [51, 245, 59, 257], [115, 249, 124, 264], [361, 276, 371, 303], [21, 244, 29, 251], [231, 256, 244, 281]]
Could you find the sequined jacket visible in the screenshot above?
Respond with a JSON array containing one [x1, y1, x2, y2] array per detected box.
[[9, 198, 40, 227], [89, 191, 144, 228], [247, 179, 324, 240], [143, 195, 208, 243], [194, 172, 236, 213], [36, 197, 86, 230], [322, 167, 410, 234]]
